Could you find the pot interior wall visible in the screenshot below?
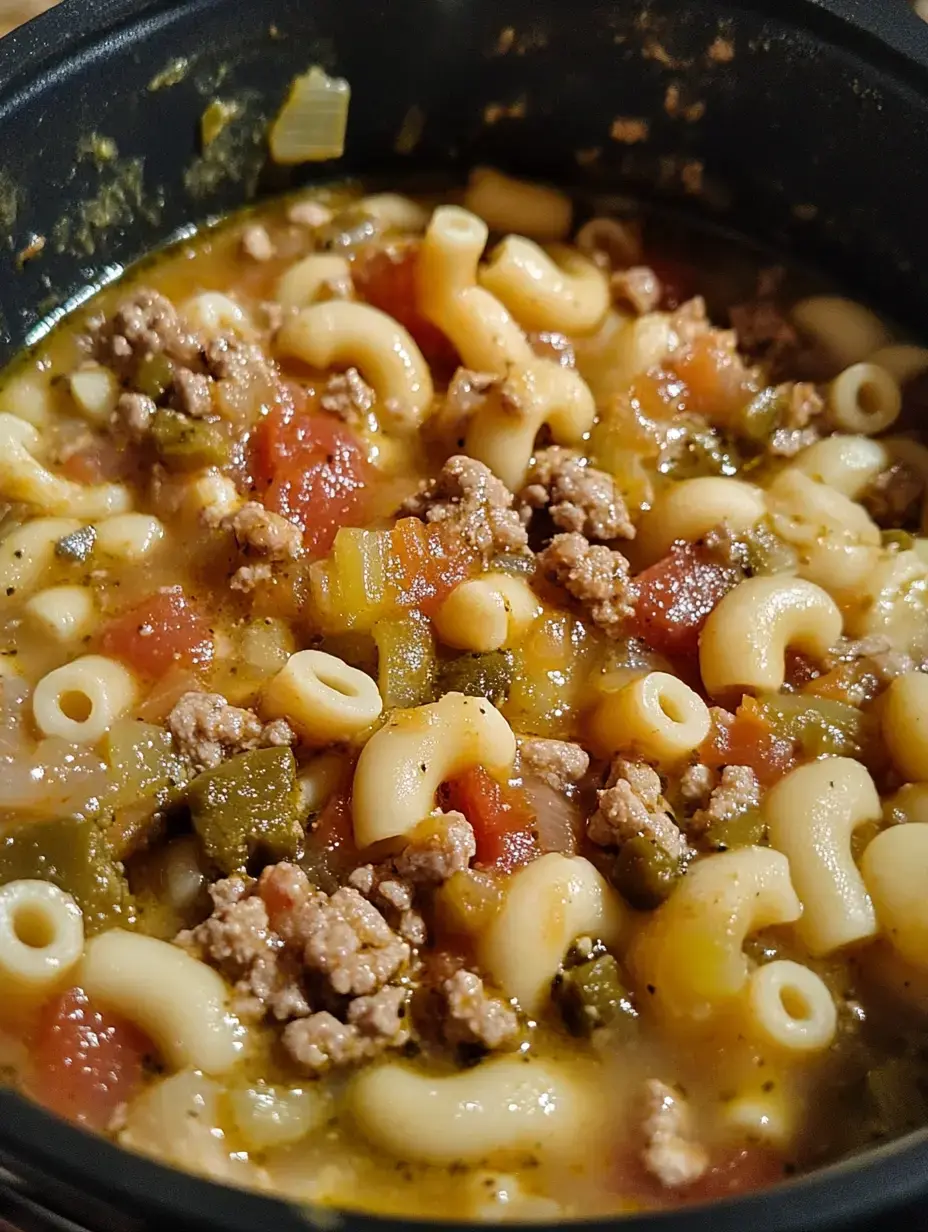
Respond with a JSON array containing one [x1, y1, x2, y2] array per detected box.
[[2, 0, 928, 364]]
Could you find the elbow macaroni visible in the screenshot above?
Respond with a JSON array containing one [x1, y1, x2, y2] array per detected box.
[[261, 650, 383, 746], [745, 960, 837, 1053], [861, 823, 928, 971], [881, 672, 928, 782], [433, 572, 542, 653], [636, 477, 766, 564], [24, 585, 96, 643], [478, 853, 628, 1013], [792, 435, 889, 499], [629, 847, 801, 1021], [352, 691, 516, 847], [0, 517, 82, 605], [81, 930, 241, 1074], [699, 576, 843, 698], [0, 881, 83, 1000], [32, 655, 138, 744], [827, 362, 902, 435], [463, 167, 573, 241], [790, 295, 889, 371], [478, 237, 609, 335], [349, 1057, 587, 1164], [587, 671, 710, 765], [276, 254, 353, 310], [0, 413, 130, 518], [276, 301, 434, 428], [764, 758, 880, 955]]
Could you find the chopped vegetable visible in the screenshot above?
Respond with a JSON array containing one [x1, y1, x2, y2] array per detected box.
[[435, 868, 504, 938], [699, 698, 796, 787], [354, 244, 457, 369], [29, 987, 154, 1131], [253, 408, 372, 557], [55, 525, 96, 562], [374, 612, 436, 708], [703, 806, 765, 852], [134, 353, 174, 401], [104, 719, 187, 809], [99, 587, 214, 679], [436, 650, 514, 707], [555, 953, 636, 1036], [150, 410, 229, 470], [187, 747, 303, 875], [503, 611, 595, 740], [610, 835, 681, 910], [632, 542, 741, 656], [269, 66, 351, 164], [756, 693, 878, 762], [671, 331, 761, 421], [443, 766, 538, 874], [201, 99, 242, 148], [0, 816, 132, 933]]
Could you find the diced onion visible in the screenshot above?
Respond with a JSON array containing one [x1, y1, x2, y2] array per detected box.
[[269, 67, 351, 165]]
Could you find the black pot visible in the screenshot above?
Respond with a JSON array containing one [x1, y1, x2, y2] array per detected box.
[[1, 0, 928, 1228]]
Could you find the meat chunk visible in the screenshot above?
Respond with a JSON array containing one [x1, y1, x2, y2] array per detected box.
[[768, 381, 825, 457], [113, 391, 156, 442], [348, 863, 427, 946], [861, 461, 925, 529], [527, 331, 576, 368], [282, 986, 410, 1075], [167, 691, 296, 772], [204, 336, 276, 387], [393, 811, 477, 884], [611, 266, 662, 315], [519, 737, 590, 793], [445, 368, 499, 416], [86, 288, 203, 385], [241, 223, 275, 262], [441, 969, 519, 1051], [687, 764, 760, 836], [178, 863, 413, 1074], [221, 501, 302, 560], [641, 1079, 708, 1189], [170, 368, 214, 418], [588, 759, 685, 860], [520, 447, 635, 541], [319, 367, 376, 423], [537, 532, 636, 637], [729, 289, 799, 370], [668, 296, 712, 347], [403, 454, 529, 559], [287, 200, 334, 228]]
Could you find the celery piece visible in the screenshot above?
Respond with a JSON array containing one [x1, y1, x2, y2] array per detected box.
[[310, 527, 389, 634], [374, 613, 436, 708], [150, 409, 229, 470], [736, 386, 784, 444], [436, 650, 514, 707], [611, 836, 680, 910], [104, 719, 188, 810], [757, 693, 875, 760], [555, 954, 637, 1036], [134, 352, 175, 401], [0, 816, 132, 933], [704, 806, 765, 852], [188, 747, 303, 875]]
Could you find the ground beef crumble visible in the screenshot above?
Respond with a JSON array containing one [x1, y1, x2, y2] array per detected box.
[[518, 737, 590, 793], [520, 447, 635, 542], [861, 461, 925, 529], [768, 381, 825, 457], [320, 367, 376, 423], [167, 691, 296, 772], [682, 764, 760, 837], [178, 863, 412, 1074], [611, 266, 662, 315], [537, 532, 636, 637], [403, 454, 530, 560], [441, 969, 519, 1050], [588, 759, 685, 860], [641, 1079, 708, 1189], [86, 288, 202, 385]]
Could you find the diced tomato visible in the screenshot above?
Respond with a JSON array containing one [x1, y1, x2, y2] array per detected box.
[[672, 331, 761, 420], [253, 408, 372, 557], [99, 586, 214, 679], [699, 698, 796, 787], [353, 244, 458, 371], [444, 766, 539, 874], [388, 517, 477, 618], [59, 439, 125, 485], [784, 649, 821, 690], [29, 987, 153, 1132], [632, 542, 741, 656]]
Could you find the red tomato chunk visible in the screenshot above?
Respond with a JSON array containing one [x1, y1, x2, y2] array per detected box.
[[253, 408, 372, 558], [700, 699, 796, 787], [632, 542, 741, 656], [29, 988, 153, 1132], [444, 766, 539, 874], [100, 586, 214, 679], [354, 244, 458, 371]]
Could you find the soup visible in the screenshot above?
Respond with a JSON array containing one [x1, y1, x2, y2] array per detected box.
[[0, 168, 927, 1220]]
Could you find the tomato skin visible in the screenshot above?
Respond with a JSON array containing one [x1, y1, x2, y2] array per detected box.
[[632, 543, 741, 656], [253, 409, 372, 558], [444, 766, 539, 874], [99, 586, 214, 679], [354, 244, 458, 371], [29, 987, 153, 1131], [699, 698, 796, 787]]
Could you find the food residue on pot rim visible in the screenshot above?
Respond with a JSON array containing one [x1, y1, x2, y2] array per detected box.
[[148, 56, 191, 91]]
